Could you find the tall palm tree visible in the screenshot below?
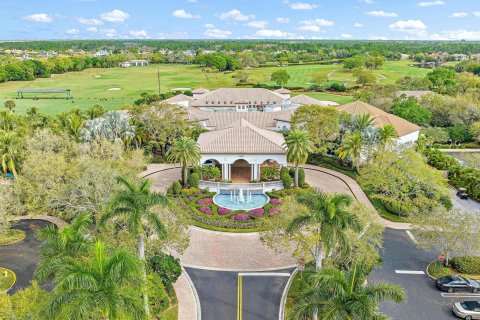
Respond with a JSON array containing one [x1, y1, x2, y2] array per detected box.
[[352, 113, 375, 133], [99, 176, 170, 318], [378, 124, 398, 149], [66, 114, 85, 141], [0, 131, 23, 177], [287, 190, 362, 271], [291, 264, 406, 320], [35, 213, 93, 281], [166, 136, 201, 187], [337, 133, 363, 170], [43, 241, 143, 320], [283, 130, 314, 188]]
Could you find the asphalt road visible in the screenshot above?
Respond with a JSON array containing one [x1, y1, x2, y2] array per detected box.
[[185, 267, 294, 320], [371, 228, 473, 320], [0, 219, 51, 293], [451, 189, 480, 213]]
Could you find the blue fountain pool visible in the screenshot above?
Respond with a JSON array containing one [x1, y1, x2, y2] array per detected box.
[[213, 193, 269, 211]]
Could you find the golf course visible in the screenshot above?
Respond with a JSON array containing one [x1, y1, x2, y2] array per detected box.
[[0, 60, 430, 115]]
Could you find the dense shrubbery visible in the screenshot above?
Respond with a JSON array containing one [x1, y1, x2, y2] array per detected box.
[[451, 256, 480, 275], [423, 148, 480, 201], [188, 172, 200, 188], [281, 173, 293, 189]]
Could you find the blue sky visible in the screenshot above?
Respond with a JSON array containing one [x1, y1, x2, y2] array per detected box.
[[2, 0, 480, 40]]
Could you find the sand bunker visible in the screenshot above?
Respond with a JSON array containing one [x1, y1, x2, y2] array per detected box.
[[93, 75, 101, 78], [107, 88, 121, 91]]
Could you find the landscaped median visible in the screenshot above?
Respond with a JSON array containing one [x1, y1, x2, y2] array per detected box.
[[427, 257, 480, 280], [0, 229, 26, 246], [0, 267, 16, 292]]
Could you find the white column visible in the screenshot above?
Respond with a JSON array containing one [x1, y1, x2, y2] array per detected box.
[[251, 164, 255, 180], [221, 164, 226, 180], [227, 164, 231, 180]]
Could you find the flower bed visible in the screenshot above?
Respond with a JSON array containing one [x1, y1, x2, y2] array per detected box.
[[181, 192, 283, 230]]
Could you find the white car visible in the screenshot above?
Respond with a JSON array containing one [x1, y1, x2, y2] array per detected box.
[[453, 301, 480, 320]]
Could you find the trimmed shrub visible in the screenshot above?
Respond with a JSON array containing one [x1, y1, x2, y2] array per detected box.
[[172, 181, 182, 195], [148, 253, 182, 286], [181, 188, 201, 195], [188, 173, 200, 188], [231, 213, 251, 220], [298, 168, 305, 187], [281, 173, 293, 189], [269, 198, 282, 205], [198, 206, 213, 215], [218, 207, 231, 216], [451, 256, 480, 274], [280, 166, 289, 177], [249, 208, 264, 218], [197, 198, 213, 205]]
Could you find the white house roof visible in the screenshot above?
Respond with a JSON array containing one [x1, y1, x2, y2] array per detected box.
[[162, 94, 194, 104], [290, 94, 338, 106], [197, 119, 286, 154], [192, 88, 210, 94], [274, 87, 292, 94], [336, 100, 421, 137], [190, 88, 285, 107]]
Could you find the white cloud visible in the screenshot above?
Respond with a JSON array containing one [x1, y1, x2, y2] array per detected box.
[[245, 20, 268, 28], [100, 28, 118, 37], [276, 17, 290, 23], [417, 1, 445, 7], [66, 28, 80, 35], [100, 9, 130, 23], [86, 27, 98, 33], [288, 2, 318, 10], [367, 10, 398, 17], [254, 29, 294, 37], [204, 24, 232, 38], [186, 0, 197, 2], [298, 25, 322, 32], [129, 30, 149, 38], [23, 13, 52, 23], [156, 32, 189, 39], [300, 18, 334, 26], [219, 9, 253, 21], [451, 12, 468, 18], [359, 0, 374, 3], [172, 9, 200, 19], [341, 33, 353, 38], [78, 18, 103, 25], [354, 22, 364, 27], [474, 12, 480, 17], [430, 29, 480, 40], [389, 19, 427, 31]]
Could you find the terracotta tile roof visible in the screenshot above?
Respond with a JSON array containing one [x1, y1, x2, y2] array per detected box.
[[290, 94, 338, 106], [275, 87, 292, 94], [336, 100, 421, 137], [197, 119, 286, 154]]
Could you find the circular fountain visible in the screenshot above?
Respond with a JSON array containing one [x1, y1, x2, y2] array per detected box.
[[213, 189, 269, 211]]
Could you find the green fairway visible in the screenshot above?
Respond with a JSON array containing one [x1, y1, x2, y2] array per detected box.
[[0, 60, 427, 114]]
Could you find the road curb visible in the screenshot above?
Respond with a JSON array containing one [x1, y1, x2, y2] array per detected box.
[[182, 266, 202, 320], [279, 266, 299, 320], [426, 261, 437, 280]]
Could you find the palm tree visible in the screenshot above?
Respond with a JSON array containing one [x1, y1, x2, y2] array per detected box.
[[43, 241, 143, 320], [291, 264, 406, 320], [0, 131, 23, 177], [35, 213, 93, 281], [283, 130, 314, 188], [352, 113, 375, 133], [166, 137, 201, 187], [99, 176, 170, 318], [287, 190, 362, 271], [0, 110, 15, 132], [337, 133, 363, 170], [66, 114, 85, 141], [378, 124, 398, 149]]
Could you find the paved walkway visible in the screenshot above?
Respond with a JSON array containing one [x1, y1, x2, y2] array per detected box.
[[12, 215, 67, 228]]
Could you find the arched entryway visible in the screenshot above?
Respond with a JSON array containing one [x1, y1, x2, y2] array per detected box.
[[231, 159, 251, 183], [260, 159, 280, 180]]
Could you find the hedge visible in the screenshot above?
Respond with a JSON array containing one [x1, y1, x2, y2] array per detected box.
[[281, 173, 292, 189], [451, 256, 480, 275], [188, 173, 200, 188], [423, 148, 480, 201]]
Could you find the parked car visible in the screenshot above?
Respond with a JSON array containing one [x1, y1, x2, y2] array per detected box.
[[457, 188, 469, 200], [436, 275, 480, 293], [452, 301, 480, 320]]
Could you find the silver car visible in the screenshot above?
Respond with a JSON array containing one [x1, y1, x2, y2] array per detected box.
[[453, 301, 480, 320]]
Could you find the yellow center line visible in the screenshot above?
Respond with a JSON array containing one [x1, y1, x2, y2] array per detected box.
[[237, 274, 243, 320]]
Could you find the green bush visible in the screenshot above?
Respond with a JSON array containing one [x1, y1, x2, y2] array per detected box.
[[147, 273, 170, 314], [280, 166, 289, 177], [188, 173, 200, 188], [451, 256, 480, 274], [447, 125, 472, 143], [148, 253, 182, 286], [298, 168, 305, 187], [281, 173, 293, 189], [172, 181, 182, 195], [439, 194, 453, 210], [181, 187, 201, 195]]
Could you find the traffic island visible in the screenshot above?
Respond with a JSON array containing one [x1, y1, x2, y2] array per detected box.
[[427, 260, 480, 280], [0, 267, 16, 292], [0, 229, 27, 246]]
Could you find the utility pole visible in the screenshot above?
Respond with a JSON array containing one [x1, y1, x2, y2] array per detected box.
[[157, 69, 161, 96]]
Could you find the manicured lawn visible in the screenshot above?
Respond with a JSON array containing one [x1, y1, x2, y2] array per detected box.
[[0, 229, 26, 245], [427, 260, 480, 280], [296, 92, 354, 105], [0, 60, 427, 114], [0, 267, 16, 291]]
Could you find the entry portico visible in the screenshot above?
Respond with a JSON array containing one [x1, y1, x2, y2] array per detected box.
[[197, 119, 287, 182]]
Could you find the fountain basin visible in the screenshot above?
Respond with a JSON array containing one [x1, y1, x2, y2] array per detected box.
[[213, 193, 269, 211]]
